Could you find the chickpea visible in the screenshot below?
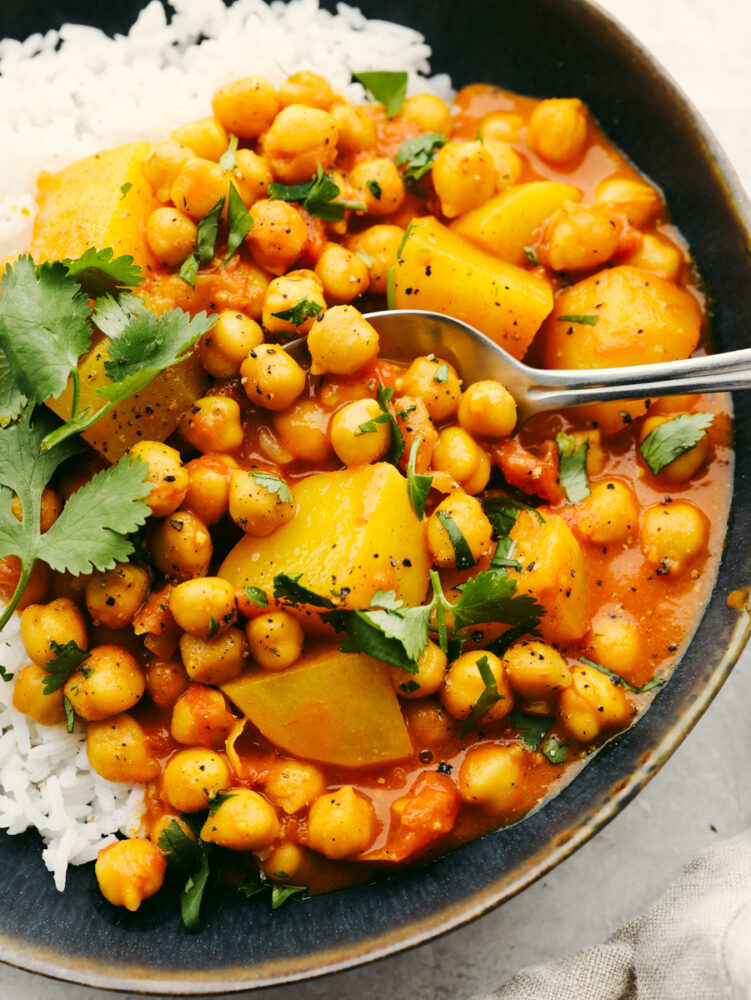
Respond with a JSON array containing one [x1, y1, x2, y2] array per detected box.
[[540, 201, 622, 272], [240, 344, 306, 411], [400, 357, 461, 421], [314, 243, 370, 305], [87, 713, 160, 782], [262, 841, 308, 880], [432, 141, 495, 218], [95, 839, 166, 912], [200, 788, 280, 850], [234, 148, 273, 205], [170, 683, 236, 748], [391, 640, 446, 698], [278, 70, 334, 110], [484, 139, 523, 190], [461, 448, 491, 495], [432, 426, 483, 483], [183, 454, 234, 525], [198, 310, 263, 378], [264, 759, 326, 814], [403, 699, 456, 748], [641, 501, 708, 574], [142, 138, 193, 202], [263, 104, 338, 183], [622, 233, 682, 281], [395, 396, 437, 473], [12, 662, 66, 726], [229, 469, 296, 536], [84, 564, 149, 630], [172, 117, 228, 161], [129, 440, 188, 518], [640, 414, 709, 483], [307, 786, 376, 859], [590, 607, 641, 676], [559, 663, 631, 743], [145, 656, 189, 709], [319, 374, 374, 410], [480, 111, 524, 143], [149, 509, 212, 581], [527, 97, 588, 165], [457, 380, 517, 438], [349, 157, 406, 215], [145, 206, 197, 268], [11, 486, 62, 534], [247, 198, 308, 275], [211, 75, 279, 138], [398, 93, 452, 135], [345, 224, 403, 294], [179, 396, 244, 454], [64, 644, 145, 721], [170, 577, 237, 639], [273, 399, 333, 463], [245, 611, 304, 670], [330, 102, 376, 152], [330, 398, 391, 467], [441, 650, 513, 722], [308, 305, 379, 376], [576, 480, 639, 546], [20, 597, 88, 668], [594, 176, 662, 227], [262, 269, 326, 337], [179, 627, 247, 685], [149, 813, 196, 847], [170, 157, 231, 221], [162, 747, 231, 812], [427, 493, 492, 567], [503, 640, 572, 698], [458, 744, 525, 813]]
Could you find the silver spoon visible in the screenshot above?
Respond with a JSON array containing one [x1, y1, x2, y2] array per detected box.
[[288, 309, 751, 426]]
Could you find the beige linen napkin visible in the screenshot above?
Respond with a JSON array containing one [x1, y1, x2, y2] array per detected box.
[[479, 828, 751, 1000]]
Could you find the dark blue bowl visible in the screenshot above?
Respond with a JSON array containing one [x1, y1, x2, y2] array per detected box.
[[1, 0, 750, 992]]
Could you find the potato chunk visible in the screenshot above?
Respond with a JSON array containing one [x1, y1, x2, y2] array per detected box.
[[219, 463, 430, 607], [222, 649, 412, 767], [393, 217, 553, 360]]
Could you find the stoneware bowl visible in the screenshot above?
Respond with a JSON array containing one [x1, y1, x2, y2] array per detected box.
[[1, 0, 750, 993]]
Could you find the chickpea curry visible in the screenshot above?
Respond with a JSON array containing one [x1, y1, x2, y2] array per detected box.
[[0, 69, 731, 925]]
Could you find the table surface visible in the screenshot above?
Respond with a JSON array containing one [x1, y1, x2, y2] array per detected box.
[[2, 0, 751, 997]]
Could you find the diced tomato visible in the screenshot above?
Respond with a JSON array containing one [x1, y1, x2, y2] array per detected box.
[[365, 770, 459, 863], [492, 438, 563, 504], [133, 583, 180, 657]]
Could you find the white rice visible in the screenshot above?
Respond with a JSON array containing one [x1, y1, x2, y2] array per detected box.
[[0, 0, 450, 888]]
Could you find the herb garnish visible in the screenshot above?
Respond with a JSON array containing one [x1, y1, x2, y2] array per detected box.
[[250, 472, 293, 504], [524, 246, 539, 266], [542, 735, 567, 764], [483, 496, 545, 538], [352, 71, 408, 118], [395, 132, 447, 189], [238, 872, 307, 909], [490, 535, 521, 572], [119, 182, 132, 199], [507, 710, 553, 751], [461, 655, 502, 738], [579, 655, 664, 695], [406, 436, 433, 520], [207, 790, 237, 817], [556, 314, 599, 326], [268, 164, 366, 221], [436, 511, 475, 570], [366, 179, 382, 200], [375, 383, 405, 463], [244, 586, 269, 608], [63, 694, 75, 733], [179, 194, 225, 286], [219, 133, 239, 171], [273, 573, 336, 609], [224, 182, 254, 263], [556, 432, 590, 503], [42, 640, 91, 694], [271, 298, 323, 328], [639, 413, 714, 475], [433, 362, 449, 384], [158, 818, 210, 933]]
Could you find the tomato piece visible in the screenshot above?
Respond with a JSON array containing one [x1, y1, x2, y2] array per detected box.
[[365, 771, 459, 863], [492, 438, 563, 503], [133, 583, 180, 657]]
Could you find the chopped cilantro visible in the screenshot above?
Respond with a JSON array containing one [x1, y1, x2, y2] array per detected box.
[[238, 872, 307, 909], [433, 362, 449, 384], [181, 854, 210, 934], [61, 247, 143, 297], [490, 535, 521, 572], [158, 818, 210, 933], [399, 680, 421, 694], [268, 164, 365, 222], [436, 511, 475, 570], [119, 182, 132, 199], [352, 70, 408, 118], [271, 298, 323, 328], [208, 615, 219, 638], [271, 884, 306, 908], [273, 572, 336, 609], [446, 570, 544, 632], [179, 194, 225, 286], [556, 432, 591, 503], [354, 409, 390, 436], [542, 735, 567, 764], [224, 182, 254, 263], [579, 655, 664, 695], [0, 665, 13, 682], [507, 710, 553, 751], [461, 655, 502, 738], [250, 472, 293, 504], [244, 586, 268, 608], [354, 247, 376, 269], [366, 179, 382, 200], [406, 435, 433, 520], [219, 133, 239, 171], [396, 222, 415, 261], [395, 132, 447, 188], [375, 383, 405, 464], [524, 246, 539, 266], [207, 789, 237, 816], [556, 314, 599, 326], [483, 495, 545, 538], [42, 640, 91, 694], [63, 694, 75, 733], [639, 413, 714, 475]]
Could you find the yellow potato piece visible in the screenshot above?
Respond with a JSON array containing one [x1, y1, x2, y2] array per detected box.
[[393, 217, 553, 360], [222, 648, 413, 767], [451, 181, 582, 266], [29, 142, 161, 270], [219, 463, 431, 608]]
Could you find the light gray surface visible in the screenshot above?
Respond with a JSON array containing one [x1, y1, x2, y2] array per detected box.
[[2, 0, 751, 997]]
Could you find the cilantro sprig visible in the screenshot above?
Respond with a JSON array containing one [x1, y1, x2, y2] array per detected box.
[[396, 133, 447, 189], [436, 511, 476, 570], [556, 432, 590, 503], [639, 413, 714, 475], [271, 298, 323, 328], [250, 472, 293, 504], [158, 819, 210, 934], [579, 655, 664, 695], [268, 164, 366, 222], [352, 71, 408, 118], [406, 436, 433, 520], [42, 640, 90, 695]]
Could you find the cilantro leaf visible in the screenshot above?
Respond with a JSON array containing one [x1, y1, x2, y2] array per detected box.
[[179, 195, 225, 286], [436, 511, 476, 570], [224, 182, 253, 263], [271, 298, 323, 328], [0, 256, 92, 406], [556, 432, 590, 503], [556, 314, 599, 325], [461, 655, 503, 738], [181, 853, 210, 934], [273, 573, 336, 608], [375, 383, 405, 464], [158, 819, 205, 873], [219, 133, 239, 171], [250, 472, 293, 504], [238, 873, 307, 909], [524, 246, 539, 266], [639, 413, 714, 475], [366, 179, 382, 200], [207, 790, 237, 817], [119, 182, 132, 199], [42, 640, 90, 694], [0, 665, 14, 682], [0, 345, 27, 426], [237, 876, 265, 899], [324, 608, 419, 671], [507, 711, 553, 751], [490, 535, 521, 572], [355, 603, 431, 664], [178, 254, 199, 288], [268, 164, 365, 222], [395, 132, 447, 187], [406, 435, 433, 520], [579, 655, 664, 695], [433, 362, 449, 384], [63, 694, 75, 733], [352, 71, 408, 118], [61, 247, 143, 297], [450, 570, 544, 631], [483, 496, 545, 538], [271, 884, 306, 909], [244, 586, 269, 608], [485, 619, 542, 660], [542, 735, 567, 764], [399, 680, 420, 694]]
